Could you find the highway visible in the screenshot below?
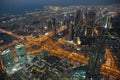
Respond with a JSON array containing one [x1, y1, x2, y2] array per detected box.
[[0, 26, 120, 79], [25, 27, 120, 79], [0, 28, 23, 50]]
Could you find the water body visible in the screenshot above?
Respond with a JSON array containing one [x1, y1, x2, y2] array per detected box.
[[0, 0, 119, 15]]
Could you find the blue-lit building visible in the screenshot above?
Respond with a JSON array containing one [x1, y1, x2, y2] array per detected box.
[[0, 49, 15, 72], [15, 43, 27, 63]]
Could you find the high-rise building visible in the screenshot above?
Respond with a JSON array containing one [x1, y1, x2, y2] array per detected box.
[[68, 22, 74, 41], [75, 10, 83, 26], [104, 16, 112, 29], [71, 70, 86, 80], [15, 43, 27, 63], [84, 9, 96, 37], [69, 14, 74, 23], [63, 13, 68, 26], [51, 17, 57, 35], [47, 18, 52, 28], [71, 65, 87, 80], [85, 9, 96, 27], [0, 49, 15, 71], [88, 29, 106, 78]]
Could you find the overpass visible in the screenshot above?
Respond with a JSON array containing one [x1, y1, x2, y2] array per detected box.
[[0, 28, 23, 51], [25, 27, 120, 79], [0, 26, 120, 79]]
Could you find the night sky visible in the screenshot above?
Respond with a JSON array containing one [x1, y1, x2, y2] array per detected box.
[[0, 0, 119, 14], [1, 0, 120, 6]]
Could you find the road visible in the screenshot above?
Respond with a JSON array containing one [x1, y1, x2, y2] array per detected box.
[[0, 28, 23, 50], [25, 27, 120, 79], [0, 26, 120, 79]]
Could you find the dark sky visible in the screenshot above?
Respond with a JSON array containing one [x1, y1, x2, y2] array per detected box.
[[0, 0, 119, 14], [1, 0, 120, 6]]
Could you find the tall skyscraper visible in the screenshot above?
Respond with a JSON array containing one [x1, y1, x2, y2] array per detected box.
[[63, 13, 68, 26], [0, 49, 15, 71], [75, 9, 83, 26], [85, 9, 96, 28], [88, 28, 106, 79], [47, 18, 52, 28], [69, 14, 74, 23], [51, 17, 57, 35], [68, 22, 74, 41], [85, 9, 96, 37], [15, 43, 27, 63]]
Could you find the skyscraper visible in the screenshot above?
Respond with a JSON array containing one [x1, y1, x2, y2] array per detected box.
[[68, 22, 74, 41], [85, 9, 96, 27], [63, 13, 68, 26], [75, 9, 83, 26], [0, 49, 15, 71], [85, 9, 96, 36], [51, 17, 57, 35], [88, 28, 106, 79], [15, 43, 27, 63], [47, 18, 52, 28]]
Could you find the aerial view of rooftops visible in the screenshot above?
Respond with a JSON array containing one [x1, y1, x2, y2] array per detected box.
[[0, 0, 120, 80]]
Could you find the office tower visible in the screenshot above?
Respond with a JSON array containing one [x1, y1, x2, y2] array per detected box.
[[71, 70, 86, 80], [88, 28, 106, 79], [69, 14, 74, 23], [75, 10, 83, 26], [51, 17, 57, 35], [1, 49, 15, 71], [85, 9, 96, 37], [110, 12, 120, 37], [15, 43, 27, 63], [85, 9, 96, 27], [68, 22, 74, 41], [74, 10, 85, 38], [47, 18, 52, 28], [71, 65, 87, 80], [63, 13, 68, 26], [88, 43, 105, 74], [63, 13, 72, 29], [104, 16, 112, 29]]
